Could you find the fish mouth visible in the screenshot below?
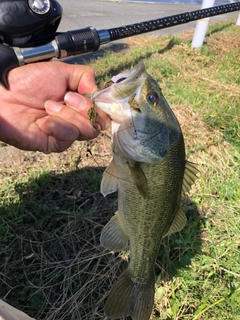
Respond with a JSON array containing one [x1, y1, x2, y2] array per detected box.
[[92, 62, 147, 122], [110, 62, 147, 99], [111, 62, 146, 86]]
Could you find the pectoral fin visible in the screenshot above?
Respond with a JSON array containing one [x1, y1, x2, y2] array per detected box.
[[100, 211, 129, 252], [100, 160, 118, 197], [127, 162, 148, 198], [163, 207, 187, 237], [182, 160, 199, 197]]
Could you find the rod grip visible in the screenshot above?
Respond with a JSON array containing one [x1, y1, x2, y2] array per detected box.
[[55, 27, 100, 57], [0, 44, 19, 89]]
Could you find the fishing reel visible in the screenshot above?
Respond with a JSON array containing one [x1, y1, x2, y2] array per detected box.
[[0, 0, 62, 47]]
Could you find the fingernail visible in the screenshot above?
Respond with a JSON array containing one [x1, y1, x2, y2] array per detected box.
[[64, 92, 87, 111], [44, 100, 63, 113], [36, 116, 49, 126], [94, 122, 101, 131]]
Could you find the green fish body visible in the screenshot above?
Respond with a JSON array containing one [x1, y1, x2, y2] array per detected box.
[[92, 62, 198, 320]]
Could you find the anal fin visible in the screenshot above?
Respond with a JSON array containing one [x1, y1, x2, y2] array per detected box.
[[100, 211, 129, 252]]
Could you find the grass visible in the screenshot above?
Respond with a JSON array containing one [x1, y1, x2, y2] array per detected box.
[[0, 19, 240, 320]]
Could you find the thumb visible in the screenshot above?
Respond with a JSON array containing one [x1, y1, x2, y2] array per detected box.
[[61, 63, 98, 94]]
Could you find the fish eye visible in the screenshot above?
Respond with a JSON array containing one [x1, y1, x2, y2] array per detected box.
[[116, 77, 127, 83], [147, 92, 159, 106]]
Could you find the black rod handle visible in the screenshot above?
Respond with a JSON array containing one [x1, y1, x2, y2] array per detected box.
[[0, 45, 20, 89]]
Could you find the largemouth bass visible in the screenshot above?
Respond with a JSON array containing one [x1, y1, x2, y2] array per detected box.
[[92, 62, 198, 320]]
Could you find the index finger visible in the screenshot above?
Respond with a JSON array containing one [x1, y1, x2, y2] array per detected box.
[[62, 63, 98, 94]]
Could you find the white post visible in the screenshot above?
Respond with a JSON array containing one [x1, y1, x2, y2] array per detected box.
[[236, 11, 240, 26], [191, 0, 215, 49]]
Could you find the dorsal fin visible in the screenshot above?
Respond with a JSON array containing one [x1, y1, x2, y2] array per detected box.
[[100, 160, 118, 197], [127, 162, 148, 199], [182, 160, 199, 197]]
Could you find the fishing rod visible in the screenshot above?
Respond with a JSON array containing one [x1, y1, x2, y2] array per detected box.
[[0, 0, 239, 88]]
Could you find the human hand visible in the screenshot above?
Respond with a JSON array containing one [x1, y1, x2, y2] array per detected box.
[[0, 61, 110, 153]]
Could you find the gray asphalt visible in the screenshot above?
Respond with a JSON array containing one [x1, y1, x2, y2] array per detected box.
[[57, 0, 236, 33], [56, 0, 238, 63]]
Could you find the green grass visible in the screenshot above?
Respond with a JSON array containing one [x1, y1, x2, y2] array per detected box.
[[0, 19, 240, 320]]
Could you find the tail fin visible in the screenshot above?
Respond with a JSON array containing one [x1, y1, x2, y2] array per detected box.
[[105, 269, 155, 320]]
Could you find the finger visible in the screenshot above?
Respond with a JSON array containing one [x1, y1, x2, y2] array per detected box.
[[64, 92, 111, 130], [37, 116, 78, 153], [44, 100, 100, 139], [64, 92, 92, 118], [37, 114, 100, 153]]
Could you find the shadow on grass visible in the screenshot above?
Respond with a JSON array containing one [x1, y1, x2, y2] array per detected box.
[[0, 166, 202, 320], [207, 21, 233, 36], [100, 36, 179, 79]]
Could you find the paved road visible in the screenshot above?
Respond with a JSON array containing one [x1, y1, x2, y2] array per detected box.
[[57, 0, 237, 33], [56, 0, 238, 63]]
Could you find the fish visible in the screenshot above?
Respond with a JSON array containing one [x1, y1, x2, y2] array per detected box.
[[92, 62, 198, 320]]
